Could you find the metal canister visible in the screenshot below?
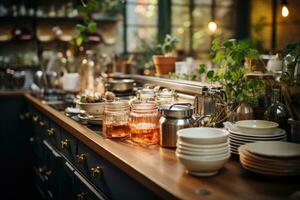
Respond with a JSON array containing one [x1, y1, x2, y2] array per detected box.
[[159, 103, 195, 148]]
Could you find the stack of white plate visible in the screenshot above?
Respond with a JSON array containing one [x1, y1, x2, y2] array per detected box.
[[176, 128, 230, 176], [238, 141, 300, 176], [228, 120, 287, 155]]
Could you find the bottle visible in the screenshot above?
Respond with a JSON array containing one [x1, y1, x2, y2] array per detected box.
[[264, 88, 289, 132]]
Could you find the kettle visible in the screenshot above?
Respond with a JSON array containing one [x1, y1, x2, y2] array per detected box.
[[159, 103, 195, 148]]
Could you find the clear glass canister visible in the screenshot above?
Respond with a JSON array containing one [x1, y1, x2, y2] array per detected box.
[[103, 100, 130, 139], [129, 102, 160, 145], [157, 89, 175, 106]]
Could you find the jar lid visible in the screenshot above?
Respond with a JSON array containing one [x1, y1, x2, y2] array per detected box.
[[159, 89, 173, 98], [160, 103, 194, 118], [131, 101, 157, 111], [105, 100, 130, 111], [140, 88, 155, 95]]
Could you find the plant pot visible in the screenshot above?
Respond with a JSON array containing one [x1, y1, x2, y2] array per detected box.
[[152, 55, 177, 75]]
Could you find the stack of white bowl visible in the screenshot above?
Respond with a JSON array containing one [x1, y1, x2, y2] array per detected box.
[[176, 128, 230, 177]]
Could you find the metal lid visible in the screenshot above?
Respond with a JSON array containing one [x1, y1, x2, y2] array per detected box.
[[160, 103, 194, 118], [108, 79, 135, 84], [105, 100, 130, 111]]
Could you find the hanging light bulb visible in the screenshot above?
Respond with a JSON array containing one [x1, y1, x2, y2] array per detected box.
[[208, 21, 218, 33], [281, 0, 289, 17]]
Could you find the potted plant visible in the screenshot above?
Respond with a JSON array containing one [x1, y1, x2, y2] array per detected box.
[[280, 43, 300, 142], [152, 34, 178, 75], [202, 39, 264, 122]]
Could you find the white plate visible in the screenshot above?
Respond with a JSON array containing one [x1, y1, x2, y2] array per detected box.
[[235, 120, 278, 135], [229, 134, 286, 142], [245, 141, 300, 158], [229, 125, 285, 137]]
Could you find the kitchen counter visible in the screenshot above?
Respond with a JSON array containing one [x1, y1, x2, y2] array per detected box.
[[23, 93, 300, 200]]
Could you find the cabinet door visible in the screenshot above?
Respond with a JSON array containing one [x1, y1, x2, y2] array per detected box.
[[74, 171, 107, 200]]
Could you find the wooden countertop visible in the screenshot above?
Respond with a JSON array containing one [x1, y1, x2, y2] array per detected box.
[[24, 94, 300, 200]]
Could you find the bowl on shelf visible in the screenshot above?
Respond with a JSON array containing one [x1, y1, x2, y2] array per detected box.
[[177, 127, 229, 145], [236, 120, 278, 135], [76, 101, 105, 117]]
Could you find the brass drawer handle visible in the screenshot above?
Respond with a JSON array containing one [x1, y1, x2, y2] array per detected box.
[[32, 116, 39, 122], [77, 193, 85, 200], [75, 154, 86, 164], [47, 128, 55, 136], [29, 137, 35, 143], [45, 170, 52, 176], [60, 139, 70, 150], [25, 112, 30, 118], [91, 166, 103, 178], [20, 114, 25, 120], [39, 121, 46, 127]]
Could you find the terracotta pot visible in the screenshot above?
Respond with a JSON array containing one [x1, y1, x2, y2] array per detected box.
[[152, 55, 177, 75]]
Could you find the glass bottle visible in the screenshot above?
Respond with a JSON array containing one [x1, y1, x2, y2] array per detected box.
[[78, 50, 97, 93], [103, 100, 130, 139], [264, 88, 289, 131], [129, 102, 160, 145]]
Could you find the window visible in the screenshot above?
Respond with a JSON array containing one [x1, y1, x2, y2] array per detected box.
[[123, 0, 236, 56], [171, 0, 237, 58], [124, 0, 158, 53]]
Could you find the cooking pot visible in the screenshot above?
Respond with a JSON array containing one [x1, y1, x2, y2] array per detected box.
[[106, 79, 135, 93]]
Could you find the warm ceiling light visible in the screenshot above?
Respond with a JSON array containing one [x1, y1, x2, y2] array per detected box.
[[208, 21, 217, 33], [281, 0, 289, 17]]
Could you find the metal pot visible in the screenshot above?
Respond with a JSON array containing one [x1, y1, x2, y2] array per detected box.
[[106, 79, 135, 93], [159, 103, 195, 148]]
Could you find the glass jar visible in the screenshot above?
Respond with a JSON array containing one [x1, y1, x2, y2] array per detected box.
[[129, 102, 160, 145], [157, 89, 175, 106], [103, 100, 130, 139]]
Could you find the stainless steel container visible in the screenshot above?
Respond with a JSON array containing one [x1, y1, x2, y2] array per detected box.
[[159, 103, 195, 148]]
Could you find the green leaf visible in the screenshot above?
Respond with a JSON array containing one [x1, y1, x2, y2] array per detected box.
[[87, 21, 97, 33], [198, 64, 206, 74], [207, 70, 214, 80], [75, 36, 83, 46], [76, 24, 86, 33]]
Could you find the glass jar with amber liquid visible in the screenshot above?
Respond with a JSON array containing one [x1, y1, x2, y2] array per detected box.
[[129, 101, 160, 145], [103, 100, 130, 139]]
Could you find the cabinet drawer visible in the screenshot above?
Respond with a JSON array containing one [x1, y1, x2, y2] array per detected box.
[[42, 140, 62, 200], [58, 129, 77, 163], [74, 171, 107, 200], [44, 121, 60, 149], [77, 142, 159, 200]]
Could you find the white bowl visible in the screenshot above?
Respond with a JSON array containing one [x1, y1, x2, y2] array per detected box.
[[176, 148, 229, 156], [177, 144, 229, 153], [236, 120, 278, 135], [176, 151, 230, 161], [177, 128, 229, 145], [77, 101, 105, 116], [176, 153, 230, 176], [177, 140, 229, 149]]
